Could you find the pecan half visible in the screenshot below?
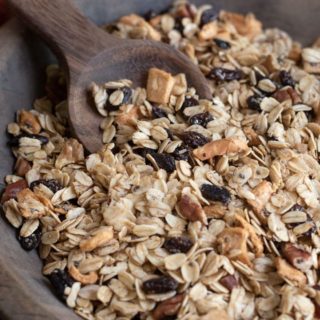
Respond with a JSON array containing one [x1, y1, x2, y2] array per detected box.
[[152, 294, 184, 320], [178, 193, 207, 225], [275, 257, 306, 287], [14, 157, 31, 177], [282, 243, 313, 272], [1, 179, 28, 204], [273, 87, 301, 104]]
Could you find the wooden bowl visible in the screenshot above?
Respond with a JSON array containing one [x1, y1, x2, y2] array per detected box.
[[0, 1, 319, 319]]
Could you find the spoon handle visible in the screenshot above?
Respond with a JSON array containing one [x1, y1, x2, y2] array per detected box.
[[8, 0, 121, 70]]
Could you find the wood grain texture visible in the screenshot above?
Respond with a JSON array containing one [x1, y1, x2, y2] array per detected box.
[[8, 0, 211, 152], [1, 0, 320, 319]]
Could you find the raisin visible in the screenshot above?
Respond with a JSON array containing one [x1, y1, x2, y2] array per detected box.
[[208, 68, 244, 81], [174, 17, 184, 34], [247, 95, 263, 111], [122, 86, 133, 104], [200, 6, 219, 27], [181, 97, 199, 111], [279, 70, 295, 87], [151, 153, 176, 173], [49, 269, 74, 299], [105, 87, 132, 111], [163, 237, 193, 254], [142, 276, 178, 294], [180, 131, 209, 149], [200, 183, 231, 204], [171, 144, 189, 161], [135, 147, 157, 158], [291, 204, 305, 211], [214, 38, 231, 49], [152, 105, 168, 119], [30, 179, 63, 193], [144, 10, 157, 21], [189, 112, 213, 127], [165, 129, 175, 141], [18, 227, 41, 251], [9, 133, 49, 147]]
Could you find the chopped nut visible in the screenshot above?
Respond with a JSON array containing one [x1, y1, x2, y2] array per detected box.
[[217, 227, 252, 267], [14, 157, 31, 177], [302, 48, 320, 73], [152, 294, 184, 320], [203, 203, 226, 218], [282, 243, 313, 272], [17, 188, 48, 219], [220, 11, 262, 39], [243, 127, 260, 146], [219, 275, 238, 291], [273, 87, 301, 104], [115, 105, 140, 126], [199, 21, 218, 41], [69, 265, 98, 284], [146, 68, 175, 104], [261, 55, 280, 73], [288, 42, 302, 61], [55, 139, 84, 169], [79, 227, 114, 252], [178, 193, 207, 225], [1, 179, 28, 204], [235, 214, 264, 257], [19, 110, 41, 134], [193, 137, 248, 160], [274, 257, 306, 287], [119, 14, 161, 41], [247, 181, 273, 214]]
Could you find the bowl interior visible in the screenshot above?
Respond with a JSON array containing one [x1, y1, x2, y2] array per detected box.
[[0, 0, 319, 319]]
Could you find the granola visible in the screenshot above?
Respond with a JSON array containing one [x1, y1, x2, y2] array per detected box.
[[3, 1, 320, 319]]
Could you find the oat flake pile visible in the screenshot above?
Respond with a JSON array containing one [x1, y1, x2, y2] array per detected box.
[[3, 1, 320, 319]]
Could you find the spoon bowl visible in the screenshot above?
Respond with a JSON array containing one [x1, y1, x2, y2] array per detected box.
[[8, 0, 211, 152]]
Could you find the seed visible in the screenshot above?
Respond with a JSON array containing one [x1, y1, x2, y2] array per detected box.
[[208, 67, 244, 81], [189, 112, 213, 127], [18, 227, 42, 251], [180, 131, 209, 149], [214, 38, 231, 49], [200, 183, 231, 204], [1, 180, 28, 204], [49, 269, 74, 299], [30, 179, 63, 193], [200, 6, 219, 27], [163, 236, 193, 254], [279, 70, 295, 87], [152, 105, 168, 119], [142, 276, 178, 294]]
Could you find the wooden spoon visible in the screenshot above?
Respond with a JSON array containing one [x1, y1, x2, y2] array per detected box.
[[8, 0, 211, 153]]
